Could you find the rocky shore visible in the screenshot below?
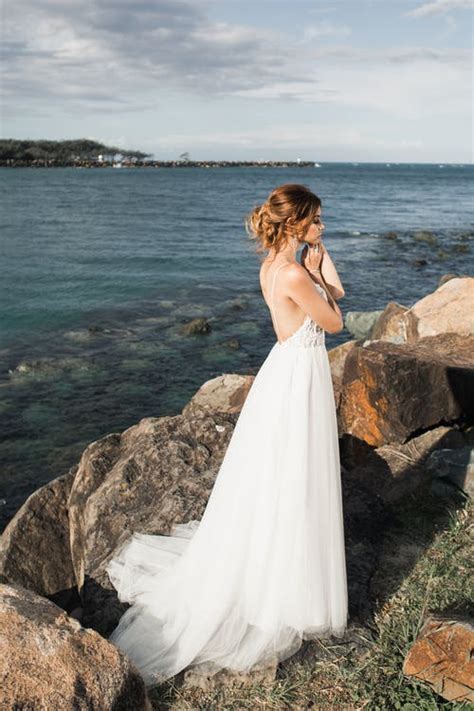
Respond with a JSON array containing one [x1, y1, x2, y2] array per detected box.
[[1, 275, 473, 708]]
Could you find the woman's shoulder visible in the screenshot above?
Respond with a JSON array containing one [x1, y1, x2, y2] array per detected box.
[[283, 261, 309, 283], [260, 258, 307, 285]]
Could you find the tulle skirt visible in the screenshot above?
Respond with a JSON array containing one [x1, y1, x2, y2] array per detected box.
[[106, 339, 348, 686]]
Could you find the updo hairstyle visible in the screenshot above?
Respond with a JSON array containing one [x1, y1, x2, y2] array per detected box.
[[244, 183, 321, 257]]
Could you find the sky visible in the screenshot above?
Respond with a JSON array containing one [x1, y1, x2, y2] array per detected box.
[[1, 0, 472, 163]]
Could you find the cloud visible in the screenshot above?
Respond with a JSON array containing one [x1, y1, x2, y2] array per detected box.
[[1, 0, 320, 114], [1, 0, 470, 124], [302, 21, 352, 41], [232, 49, 470, 121], [406, 0, 472, 18]]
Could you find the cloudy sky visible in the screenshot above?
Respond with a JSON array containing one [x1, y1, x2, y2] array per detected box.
[[1, 0, 472, 162]]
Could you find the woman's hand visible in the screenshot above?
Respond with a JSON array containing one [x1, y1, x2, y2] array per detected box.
[[300, 241, 324, 274]]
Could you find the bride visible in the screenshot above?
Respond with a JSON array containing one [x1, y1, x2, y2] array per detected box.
[[106, 183, 348, 687]]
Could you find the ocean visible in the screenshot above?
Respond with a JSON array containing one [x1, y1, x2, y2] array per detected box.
[[1, 162, 473, 530]]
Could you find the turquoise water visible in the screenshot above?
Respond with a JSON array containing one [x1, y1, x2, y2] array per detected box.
[[1, 163, 473, 530]]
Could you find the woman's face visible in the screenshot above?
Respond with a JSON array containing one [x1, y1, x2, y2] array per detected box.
[[304, 207, 324, 245]]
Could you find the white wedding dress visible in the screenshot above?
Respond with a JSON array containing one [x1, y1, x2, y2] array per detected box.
[[106, 262, 348, 687]]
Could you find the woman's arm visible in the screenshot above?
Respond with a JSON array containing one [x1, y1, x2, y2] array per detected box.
[[308, 270, 343, 323], [313, 243, 345, 300]]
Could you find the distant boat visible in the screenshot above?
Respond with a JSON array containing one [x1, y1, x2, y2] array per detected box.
[[314, 162, 321, 167], [113, 162, 123, 169]]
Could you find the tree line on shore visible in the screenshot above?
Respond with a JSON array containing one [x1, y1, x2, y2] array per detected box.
[[0, 138, 148, 165], [0, 138, 315, 168]]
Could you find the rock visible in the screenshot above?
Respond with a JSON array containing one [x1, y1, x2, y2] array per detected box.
[[344, 426, 466, 503], [344, 310, 384, 340], [412, 230, 438, 245], [181, 373, 255, 416], [0, 467, 78, 610], [404, 276, 474, 342], [425, 446, 474, 498], [226, 297, 248, 311], [327, 340, 357, 408], [222, 337, 241, 349], [8, 356, 92, 378], [369, 277, 473, 345], [67, 413, 238, 634], [328, 340, 356, 381], [182, 317, 211, 335], [182, 656, 278, 691], [0, 583, 152, 709], [370, 302, 410, 344], [338, 334, 474, 447], [438, 273, 467, 287], [403, 614, 474, 703]]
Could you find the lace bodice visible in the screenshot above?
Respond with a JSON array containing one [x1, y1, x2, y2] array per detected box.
[[266, 262, 326, 348]]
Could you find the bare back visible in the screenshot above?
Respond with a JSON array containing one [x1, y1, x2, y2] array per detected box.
[[260, 260, 312, 344]]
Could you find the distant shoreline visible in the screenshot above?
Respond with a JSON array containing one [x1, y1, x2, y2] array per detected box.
[[1, 141, 470, 167], [1, 159, 318, 168]]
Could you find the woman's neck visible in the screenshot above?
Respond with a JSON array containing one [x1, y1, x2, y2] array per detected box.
[[267, 246, 298, 262]]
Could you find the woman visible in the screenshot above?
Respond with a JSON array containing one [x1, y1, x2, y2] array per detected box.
[[106, 183, 348, 687]]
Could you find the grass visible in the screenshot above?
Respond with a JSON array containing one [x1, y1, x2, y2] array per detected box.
[[148, 492, 473, 710]]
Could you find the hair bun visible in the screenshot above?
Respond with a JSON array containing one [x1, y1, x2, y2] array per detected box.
[[244, 183, 321, 255]]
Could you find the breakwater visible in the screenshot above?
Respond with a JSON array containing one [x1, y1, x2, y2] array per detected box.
[[1, 159, 318, 168]]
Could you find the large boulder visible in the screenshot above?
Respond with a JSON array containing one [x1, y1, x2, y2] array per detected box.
[[372, 277, 474, 344], [0, 583, 151, 709], [0, 466, 78, 610], [327, 340, 357, 408], [67, 412, 238, 634], [404, 276, 474, 342], [370, 302, 409, 344], [181, 373, 255, 416], [338, 333, 474, 447], [328, 340, 356, 381]]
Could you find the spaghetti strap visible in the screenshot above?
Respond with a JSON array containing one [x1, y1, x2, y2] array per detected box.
[[269, 263, 290, 341]]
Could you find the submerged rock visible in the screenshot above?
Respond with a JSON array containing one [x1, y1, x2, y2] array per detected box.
[[344, 310, 384, 340], [412, 230, 438, 245], [182, 317, 211, 335]]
